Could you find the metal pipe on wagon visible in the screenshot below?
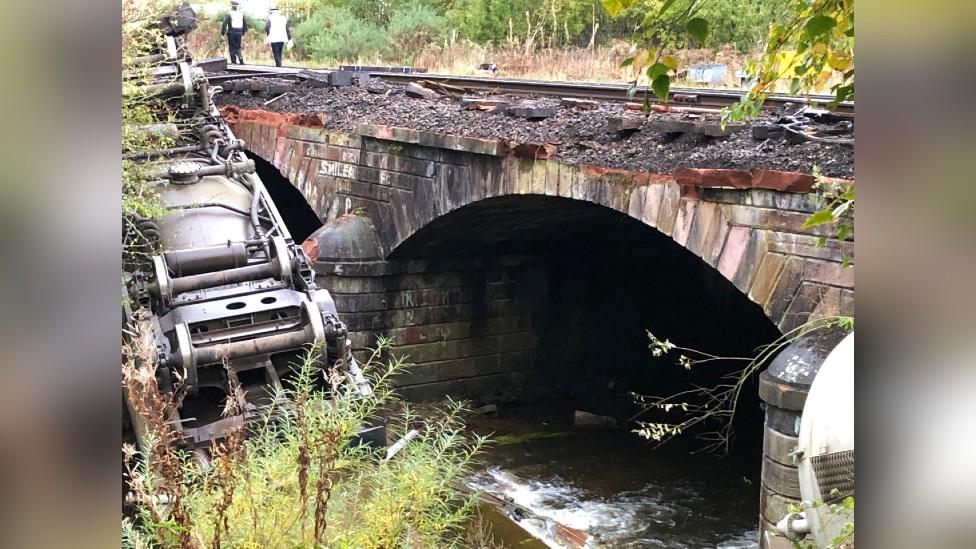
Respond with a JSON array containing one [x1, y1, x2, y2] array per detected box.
[[169, 260, 278, 294], [187, 330, 313, 366]]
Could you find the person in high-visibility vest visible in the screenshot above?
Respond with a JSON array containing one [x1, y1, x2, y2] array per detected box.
[[220, 0, 247, 65], [264, 6, 292, 68]]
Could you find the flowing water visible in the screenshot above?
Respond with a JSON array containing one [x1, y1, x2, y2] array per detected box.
[[464, 401, 761, 548]]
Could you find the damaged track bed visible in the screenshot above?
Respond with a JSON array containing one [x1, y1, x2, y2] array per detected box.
[[217, 63, 854, 115], [213, 75, 854, 179]]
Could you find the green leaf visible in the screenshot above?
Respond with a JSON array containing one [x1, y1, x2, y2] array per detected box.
[[686, 17, 709, 43], [651, 74, 671, 101], [830, 84, 854, 106], [790, 78, 802, 95], [646, 62, 670, 79], [835, 223, 850, 241], [804, 15, 836, 38], [840, 496, 855, 511], [620, 56, 635, 68], [802, 209, 835, 228]]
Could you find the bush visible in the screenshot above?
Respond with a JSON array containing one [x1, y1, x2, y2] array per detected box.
[[293, 6, 390, 63], [387, 4, 449, 63]]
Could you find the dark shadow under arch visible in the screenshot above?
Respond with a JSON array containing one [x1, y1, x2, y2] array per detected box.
[[246, 151, 322, 243], [390, 195, 781, 461]]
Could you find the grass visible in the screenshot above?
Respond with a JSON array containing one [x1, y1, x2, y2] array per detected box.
[[123, 326, 495, 548]]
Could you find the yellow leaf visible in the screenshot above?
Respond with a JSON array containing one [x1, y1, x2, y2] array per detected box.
[[633, 49, 650, 70], [814, 69, 833, 88], [827, 51, 852, 71], [663, 55, 680, 71]]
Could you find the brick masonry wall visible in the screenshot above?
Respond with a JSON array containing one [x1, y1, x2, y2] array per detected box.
[[312, 254, 549, 402], [226, 108, 854, 395]]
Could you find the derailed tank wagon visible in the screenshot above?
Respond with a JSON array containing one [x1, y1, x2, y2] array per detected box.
[[122, 5, 371, 456]]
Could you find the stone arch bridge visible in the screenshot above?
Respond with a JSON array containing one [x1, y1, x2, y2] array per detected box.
[[225, 107, 853, 400]]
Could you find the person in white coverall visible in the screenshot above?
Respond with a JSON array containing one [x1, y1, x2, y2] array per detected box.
[[264, 6, 291, 68]]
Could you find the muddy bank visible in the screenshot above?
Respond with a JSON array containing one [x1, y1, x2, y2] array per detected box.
[[214, 77, 853, 179]]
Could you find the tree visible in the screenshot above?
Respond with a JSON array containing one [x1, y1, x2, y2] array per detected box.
[[604, 0, 854, 120], [633, 316, 854, 454]]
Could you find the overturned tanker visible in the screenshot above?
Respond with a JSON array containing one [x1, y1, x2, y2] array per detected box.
[[122, 5, 371, 455]]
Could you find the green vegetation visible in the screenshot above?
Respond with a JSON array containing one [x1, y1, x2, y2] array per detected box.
[[606, 0, 788, 52], [445, 0, 545, 45], [804, 168, 855, 265], [122, 0, 178, 263], [293, 6, 392, 62], [289, 3, 450, 64], [788, 496, 854, 548], [602, 0, 854, 118], [123, 332, 491, 548], [390, 4, 451, 61], [257, 0, 799, 64]]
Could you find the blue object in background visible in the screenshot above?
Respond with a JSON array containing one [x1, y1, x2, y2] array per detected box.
[[686, 63, 727, 85]]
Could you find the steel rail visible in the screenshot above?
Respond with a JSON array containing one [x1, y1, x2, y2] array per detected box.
[[206, 71, 298, 84], [214, 63, 854, 114]]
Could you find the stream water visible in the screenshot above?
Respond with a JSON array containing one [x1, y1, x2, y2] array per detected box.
[[464, 401, 761, 548]]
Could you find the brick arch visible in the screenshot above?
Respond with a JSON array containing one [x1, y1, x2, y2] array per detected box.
[[228, 112, 853, 333]]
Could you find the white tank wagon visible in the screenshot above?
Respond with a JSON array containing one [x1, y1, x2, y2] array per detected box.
[[772, 333, 854, 547], [122, 5, 372, 455]]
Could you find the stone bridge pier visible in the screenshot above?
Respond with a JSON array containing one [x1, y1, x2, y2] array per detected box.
[[226, 108, 854, 402]]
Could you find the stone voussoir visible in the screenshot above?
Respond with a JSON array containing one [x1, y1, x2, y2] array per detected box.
[[674, 167, 819, 193]]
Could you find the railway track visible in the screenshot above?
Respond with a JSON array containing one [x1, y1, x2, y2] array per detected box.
[[213, 63, 854, 115]]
